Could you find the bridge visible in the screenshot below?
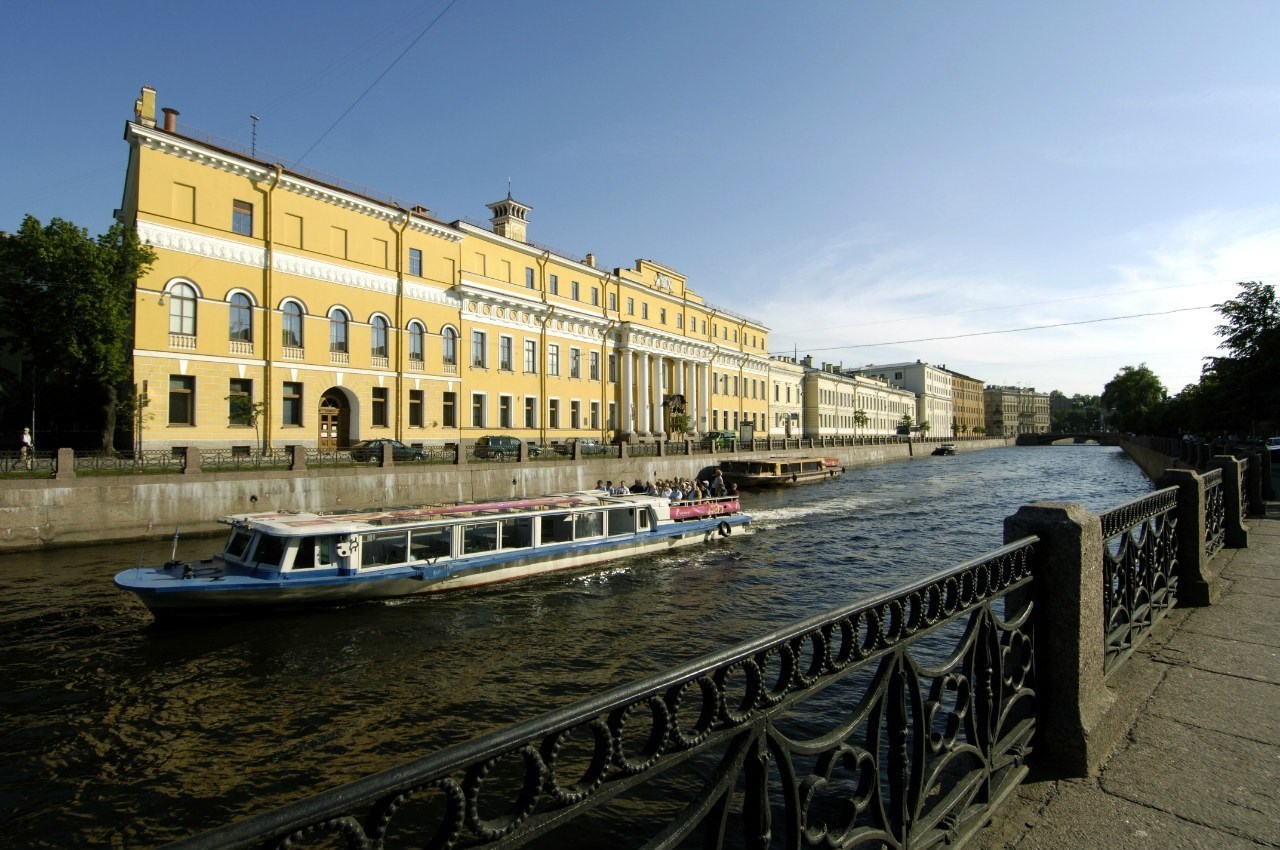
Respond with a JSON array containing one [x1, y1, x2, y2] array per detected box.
[[1017, 432, 1121, 446]]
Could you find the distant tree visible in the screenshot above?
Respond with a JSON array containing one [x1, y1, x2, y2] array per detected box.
[[853, 409, 869, 440], [973, 425, 986, 435], [0, 216, 155, 451], [1102, 364, 1167, 433], [917, 420, 931, 436], [1205, 281, 1280, 433], [668, 411, 690, 438]]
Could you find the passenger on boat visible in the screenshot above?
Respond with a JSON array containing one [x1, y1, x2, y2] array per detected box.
[[710, 472, 727, 497], [645, 481, 658, 496], [630, 479, 646, 494], [596, 479, 607, 492]]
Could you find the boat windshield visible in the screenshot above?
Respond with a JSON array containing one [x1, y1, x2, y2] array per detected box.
[[224, 527, 253, 560], [251, 534, 287, 569]]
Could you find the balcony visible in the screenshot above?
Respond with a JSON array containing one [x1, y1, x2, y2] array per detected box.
[[228, 339, 254, 356], [169, 333, 197, 350], [282, 346, 304, 361], [330, 351, 350, 366]]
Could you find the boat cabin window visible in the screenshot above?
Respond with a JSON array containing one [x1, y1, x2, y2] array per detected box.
[[574, 511, 604, 539], [499, 517, 534, 550], [410, 527, 452, 561], [541, 514, 574, 544], [607, 508, 636, 536], [225, 528, 253, 559], [462, 522, 499, 555], [362, 530, 408, 568], [639, 509, 651, 530], [289, 535, 338, 570], [251, 533, 287, 569]]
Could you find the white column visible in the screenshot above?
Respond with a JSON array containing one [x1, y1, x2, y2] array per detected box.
[[675, 360, 687, 435], [637, 351, 651, 436], [700, 362, 712, 433], [686, 361, 699, 436], [620, 348, 634, 435], [653, 354, 666, 437]]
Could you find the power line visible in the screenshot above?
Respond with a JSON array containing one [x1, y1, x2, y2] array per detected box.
[[774, 305, 1217, 355], [295, 0, 461, 166]]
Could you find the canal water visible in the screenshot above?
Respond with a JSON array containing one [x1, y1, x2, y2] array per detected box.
[[0, 445, 1153, 848]]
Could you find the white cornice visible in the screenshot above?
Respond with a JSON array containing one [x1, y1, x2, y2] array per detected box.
[[128, 123, 463, 243]]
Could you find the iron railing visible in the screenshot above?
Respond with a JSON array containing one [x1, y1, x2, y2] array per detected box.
[[1203, 467, 1225, 559], [200, 449, 294, 471], [161, 539, 1038, 850], [1098, 487, 1179, 677], [71, 450, 185, 475]]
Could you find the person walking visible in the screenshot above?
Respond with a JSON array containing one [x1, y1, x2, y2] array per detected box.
[[20, 427, 33, 470]]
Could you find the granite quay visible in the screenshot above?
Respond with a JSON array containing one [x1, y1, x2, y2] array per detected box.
[[149, 442, 1258, 849], [0, 435, 1007, 552]]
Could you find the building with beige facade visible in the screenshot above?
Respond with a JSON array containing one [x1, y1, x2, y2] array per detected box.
[[850, 361, 954, 437], [983, 385, 1050, 436], [945, 369, 986, 436], [798, 358, 915, 439], [767, 356, 805, 437], [119, 87, 770, 451]]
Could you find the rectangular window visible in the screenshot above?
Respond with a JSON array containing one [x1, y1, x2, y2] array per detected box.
[[471, 331, 487, 368], [331, 226, 348, 258], [659, 308, 666, 325], [471, 393, 486, 427], [589, 351, 600, 381], [677, 314, 683, 329], [169, 375, 195, 425], [571, 280, 580, 301], [282, 213, 303, 248], [569, 348, 581, 379], [641, 303, 649, 320], [228, 378, 252, 425], [524, 397, 537, 428], [499, 336, 513, 371], [608, 401, 617, 429], [570, 400, 581, 429], [548, 344, 560, 376], [626, 297, 635, 315], [499, 395, 513, 429], [473, 252, 486, 277], [548, 399, 560, 429], [372, 388, 388, 427], [409, 248, 423, 276], [609, 293, 617, 311], [373, 238, 388, 269], [591, 287, 599, 306], [608, 353, 617, 383], [442, 392, 457, 428], [525, 267, 535, 288], [409, 390, 424, 427], [549, 274, 559, 296], [232, 200, 253, 236], [524, 339, 537, 373], [283, 381, 302, 426], [590, 401, 600, 429]]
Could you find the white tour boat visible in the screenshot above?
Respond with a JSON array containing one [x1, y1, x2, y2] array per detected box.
[[114, 492, 749, 619]]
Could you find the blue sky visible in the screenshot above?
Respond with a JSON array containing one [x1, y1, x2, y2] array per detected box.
[[4, 1, 1277, 397]]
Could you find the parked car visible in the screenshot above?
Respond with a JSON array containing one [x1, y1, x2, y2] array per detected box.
[[349, 439, 425, 462], [701, 430, 738, 448], [473, 435, 522, 459], [556, 437, 609, 456]]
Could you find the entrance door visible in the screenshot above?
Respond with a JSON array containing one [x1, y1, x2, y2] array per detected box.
[[319, 404, 340, 451]]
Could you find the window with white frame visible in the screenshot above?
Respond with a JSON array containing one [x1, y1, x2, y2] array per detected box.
[[329, 309, 348, 353], [524, 339, 537, 373], [548, 344, 560, 376], [169, 282, 197, 336], [471, 393, 486, 427], [499, 336, 513, 371], [471, 330, 487, 368]]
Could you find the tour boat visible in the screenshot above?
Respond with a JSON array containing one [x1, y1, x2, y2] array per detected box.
[[932, 443, 957, 456], [113, 492, 749, 618], [720, 456, 843, 487]]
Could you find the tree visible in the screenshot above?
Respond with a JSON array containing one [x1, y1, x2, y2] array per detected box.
[[668, 411, 690, 438], [0, 216, 155, 451], [918, 420, 931, 436], [1102, 364, 1167, 433], [973, 425, 986, 435], [853, 409, 869, 441], [897, 412, 913, 434], [1205, 281, 1280, 434]]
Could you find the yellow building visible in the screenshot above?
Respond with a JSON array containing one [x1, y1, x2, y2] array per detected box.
[[118, 87, 770, 451], [944, 369, 986, 436]]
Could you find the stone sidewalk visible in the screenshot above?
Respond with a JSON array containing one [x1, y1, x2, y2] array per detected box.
[[977, 505, 1280, 850]]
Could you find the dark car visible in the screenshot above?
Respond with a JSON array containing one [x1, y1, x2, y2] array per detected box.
[[349, 439, 425, 462], [556, 437, 608, 456], [473, 435, 522, 459], [701, 430, 738, 448]]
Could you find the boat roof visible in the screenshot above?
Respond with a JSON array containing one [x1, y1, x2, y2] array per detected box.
[[219, 492, 671, 536]]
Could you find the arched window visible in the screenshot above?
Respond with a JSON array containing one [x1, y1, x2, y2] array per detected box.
[[408, 321, 425, 362], [442, 326, 457, 366], [282, 301, 304, 348], [329, 309, 348, 354], [229, 293, 253, 342], [371, 315, 388, 358], [169, 282, 197, 336]]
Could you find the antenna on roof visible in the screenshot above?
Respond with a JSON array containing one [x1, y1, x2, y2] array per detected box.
[[507, 176, 513, 198], [250, 114, 260, 157]]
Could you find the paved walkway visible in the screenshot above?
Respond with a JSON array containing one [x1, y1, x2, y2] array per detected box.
[[977, 504, 1280, 850]]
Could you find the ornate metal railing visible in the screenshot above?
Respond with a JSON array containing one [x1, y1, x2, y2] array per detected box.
[[1202, 467, 1225, 559], [71, 450, 185, 475], [305, 448, 358, 468], [200, 449, 294, 471], [1098, 487, 1179, 677], [628, 442, 659, 458], [162, 539, 1038, 850]]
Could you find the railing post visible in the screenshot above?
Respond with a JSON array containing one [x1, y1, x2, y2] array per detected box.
[[520, 441, 531, 462], [1242, 451, 1266, 515], [381, 442, 394, 467], [55, 448, 75, 480], [657, 440, 666, 457], [1158, 468, 1217, 606], [182, 446, 202, 475], [455, 441, 468, 465], [1210, 455, 1249, 548], [1261, 448, 1276, 500], [290, 445, 307, 471], [619, 442, 629, 460], [1003, 502, 1108, 776]]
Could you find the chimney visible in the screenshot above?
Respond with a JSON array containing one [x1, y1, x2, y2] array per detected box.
[[585, 253, 596, 268], [801, 355, 813, 368], [135, 85, 157, 128], [411, 204, 430, 218], [162, 107, 179, 133]]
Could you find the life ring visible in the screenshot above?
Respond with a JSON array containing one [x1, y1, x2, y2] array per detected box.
[[717, 521, 731, 537]]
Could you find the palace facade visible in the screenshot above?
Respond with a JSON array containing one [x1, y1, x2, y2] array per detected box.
[[119, 87, 770, 451]]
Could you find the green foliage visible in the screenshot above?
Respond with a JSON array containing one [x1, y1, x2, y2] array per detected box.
[[668, 411, 690, 437], [1051, 393, 1104, 432], [1102, 364, 1166, 433], [0, 216, 155, 451]]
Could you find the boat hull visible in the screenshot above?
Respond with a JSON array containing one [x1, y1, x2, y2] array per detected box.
[[115, 514, 748, 618]]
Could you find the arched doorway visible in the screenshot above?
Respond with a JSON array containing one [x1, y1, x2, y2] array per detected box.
[[318, 389, 352, 450]]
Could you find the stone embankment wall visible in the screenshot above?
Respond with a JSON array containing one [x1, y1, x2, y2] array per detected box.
[[0, 438, 1011, 552]]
